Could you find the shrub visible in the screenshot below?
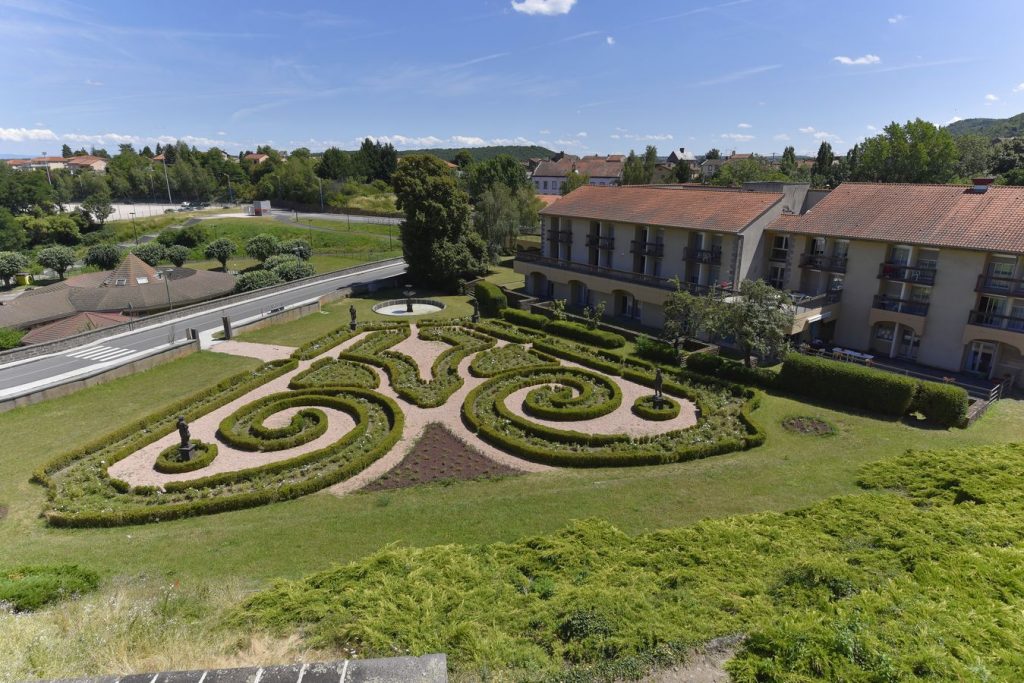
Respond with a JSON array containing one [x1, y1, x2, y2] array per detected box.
[[501, 307, 549, 330], [0, 564, 100, 612], [545, 319, 626, 349], [131, 242, 166, 266], [204, 238, 237, 269], [36, 245, 77, 279], [686, 353, 776, 389], [0, 327, 24, 350], [635, 335, 679, 365], [777, 353, 917, 417], [245, 233, 280, 262], [234, 270, 282, 293], [631, 395, 681, 421], [176, 223, 208, 248], [166, 244, 190, 267], [153, 440, 218, 474], [473, 281, 507, 317], [271, 257, 315, 282], [156, 229, 178, 247], [910, 381, 969, 428], [83, 244, 123, 270], [279, 238, 312, 261]]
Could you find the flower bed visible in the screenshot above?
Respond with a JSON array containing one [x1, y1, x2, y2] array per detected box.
[[468, 344, 558, 378], [289, 357, 380, 390]]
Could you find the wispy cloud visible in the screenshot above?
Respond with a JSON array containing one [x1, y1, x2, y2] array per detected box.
[[799, 126, 842, 143], [605, 36, 615, 46], [887, 14, 907, 24], [359, 134, 542, 150], [627, 0, 754, 28], [737, 123, 752, 129], [610, 131, 674, 141], [692, 64, 781, 87], [84, 79, 103, 87], [853, 58, 973, 75], [985, 93, 999, 102], [548, 30, 601, 45], [1015, 83, 1024, 93], [773, 133, 790, 141], [833, 54, 881, 66], [945, 116, 964, 125], [0, 127, 58, 142], [442, 52, 510, 70], [511, 0, 576, 16], [721, 133, 754, 142]]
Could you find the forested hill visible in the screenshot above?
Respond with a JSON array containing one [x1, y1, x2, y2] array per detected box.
[[396, 145, 555, 162], [946, 112, 1024, 138]]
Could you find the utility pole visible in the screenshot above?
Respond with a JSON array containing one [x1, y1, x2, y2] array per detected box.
[[129, 211, 138, 244], [222, 173, 234, 203], [162, 159, 173, 205], [318, 177, 324, 211], [42, 151, 52, 186]]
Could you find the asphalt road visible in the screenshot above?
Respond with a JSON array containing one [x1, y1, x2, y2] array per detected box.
[[0, 259, 407, 398]]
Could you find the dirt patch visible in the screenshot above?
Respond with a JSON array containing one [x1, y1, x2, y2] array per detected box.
[[0, 504, 7, 521], [362, 423, 522, 492], [636, 634, 743, 683], [781, 416, 835, 436]]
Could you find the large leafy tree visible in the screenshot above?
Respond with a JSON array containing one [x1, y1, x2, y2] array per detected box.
[[711, 158, 788, 187], [561, 170, 589, 195], [0, 251, 29, 287], [132, 242, 166, 266], [317, 147, 353, 181], [84, 244, 124, 270], [852, 118, 957, 184], [465, 155, 529, 203], [245, 233, 280, 262], [953, 134, 993, 178], [37, 245, 76, 279], [81, 191, 114, 227], [204, 238, 237, 270], [704, 148, 721, 160], [621, 146, 658, 185], [779, 146, 798, 177], [0, 209, 26, 251], [663, 284, 724, 341], [723, 279, 793, 366], [392, 154, 486, 288], [473, 184, 541, 258]]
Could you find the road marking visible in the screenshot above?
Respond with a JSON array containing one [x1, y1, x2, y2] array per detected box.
[[64, 345, 136, 361]]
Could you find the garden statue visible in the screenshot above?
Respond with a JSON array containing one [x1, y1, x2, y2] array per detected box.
[[403, 285, 416, 313], [349, 304, 357, 331], [177, 416, 195, 462], [653, 368, 664, 401], [177, 416, 191, 447], [471, 297, 480, 323]]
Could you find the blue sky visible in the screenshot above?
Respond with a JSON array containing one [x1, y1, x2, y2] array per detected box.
[[1, 0, 1023, 158]]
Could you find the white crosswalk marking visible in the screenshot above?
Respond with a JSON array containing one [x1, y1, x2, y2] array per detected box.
[[64, 345, 137, 362]]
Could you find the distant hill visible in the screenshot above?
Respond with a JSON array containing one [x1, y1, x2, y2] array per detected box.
[[396, 145, 556, 162], [945, 112, 1024, 138]]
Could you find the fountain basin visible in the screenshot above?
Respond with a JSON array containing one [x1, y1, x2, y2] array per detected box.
[[372, 298, 447, 316]]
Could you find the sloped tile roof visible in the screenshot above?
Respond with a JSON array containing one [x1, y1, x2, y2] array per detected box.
[[102, 253, 158, 286], [767, 182, 1024, 253], [540, 184, 783, 233], [21, 311, 126, 345]]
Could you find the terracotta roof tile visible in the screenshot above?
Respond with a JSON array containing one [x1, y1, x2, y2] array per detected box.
[[540, 184, 782, 233], [20, 311, 126, 345], [768, 182, 1024, 253]]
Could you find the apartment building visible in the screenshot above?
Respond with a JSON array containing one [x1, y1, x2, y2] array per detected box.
[[531, 154, 624, 195], [763, 180, 1024, 383], [513, 184, 807, 328]]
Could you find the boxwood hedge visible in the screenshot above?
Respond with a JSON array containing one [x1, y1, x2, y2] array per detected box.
[[777, 353, 917, 417], [473, 281, 507, 317], [153, 440, 218, 474]]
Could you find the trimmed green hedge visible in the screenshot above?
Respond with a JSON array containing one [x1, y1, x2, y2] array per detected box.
[[777, 353, 917, 417], [469, 345, 559, 378], [291, 321, 401, 360], [217, 395, 331, 451], [153, 440, 218, 474], [473, 281, 507, 317], [521, 371, 623, 421], [501, 308, 549, 330], [910, 381, 970, 428], [635, 335, 679, 365], [545, 319, 626, 349], [631, 395, 681, 421], [686, 353, 777, 389], [289, 357, 379, 390]]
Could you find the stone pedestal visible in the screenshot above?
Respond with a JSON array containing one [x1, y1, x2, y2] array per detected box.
[[178, 444, 196, 462], [349, 321, 357, 331]]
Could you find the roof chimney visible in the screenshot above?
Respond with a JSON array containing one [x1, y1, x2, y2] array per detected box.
[[972, 177, 994, 193]]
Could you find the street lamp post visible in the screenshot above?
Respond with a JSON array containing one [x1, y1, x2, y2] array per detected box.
[[162, 158, 173, 205], [318, 177, 324, 211], [129, 211, 138, 244], [222, 173, 234, 203]]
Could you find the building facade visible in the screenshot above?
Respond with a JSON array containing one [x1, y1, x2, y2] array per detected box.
[[531, 154, 624, 195]]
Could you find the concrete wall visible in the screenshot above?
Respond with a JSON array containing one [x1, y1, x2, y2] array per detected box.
[[0, 340, 199, 414], [737, 203, 784, 281], [834, 241, 887, 351]]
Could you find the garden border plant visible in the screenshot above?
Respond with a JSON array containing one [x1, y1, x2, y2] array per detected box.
[[631, 395, 681, 421], [153, 440, 219, 474]]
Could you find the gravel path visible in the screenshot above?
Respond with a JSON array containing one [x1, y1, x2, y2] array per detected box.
[[210, 340, 297, 361], [105, 324, 699, 495]]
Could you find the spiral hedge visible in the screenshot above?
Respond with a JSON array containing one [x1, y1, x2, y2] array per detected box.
[[289, 357, 379, 390], [521, 370, 622, 421], [217, 396, 330, 451]]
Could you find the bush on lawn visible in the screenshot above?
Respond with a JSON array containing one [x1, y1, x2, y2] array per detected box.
[[501, 307, 549, 330], [473, 281, 506, 317], [910, 381, 970, 428], [234, 270, 282, 293], [545, 319, 626, 349], [777, 353, 917, 417], [635, 335, 679, 364], [0, 564, 100, 612]]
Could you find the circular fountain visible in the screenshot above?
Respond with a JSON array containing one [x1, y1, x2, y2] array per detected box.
[[372, 298, 447, 316]]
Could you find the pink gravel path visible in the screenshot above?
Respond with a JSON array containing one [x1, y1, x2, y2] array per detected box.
[[210, 340, 296, 361], [389, 333, 451, 381]]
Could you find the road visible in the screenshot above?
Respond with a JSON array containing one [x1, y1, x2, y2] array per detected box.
[[0, 259, 407, 400]]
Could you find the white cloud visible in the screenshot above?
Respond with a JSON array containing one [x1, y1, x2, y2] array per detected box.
[[798, 126, 842, 143], [692, 64, 781, 87], [615, 132, 673, 141], [1014, 83, 1024, 93], [945, 116, 964, 125], [833, 54, 881, 66], [866, 125, 877, 131], [605, 36, 615, 45], [887, 14, 906, 24], [985, 93, 999, 102], [0, 127, 58, 142], [511, 0, 576, 16], [451, 135, 487, 146], [360, 134, 541, 149], [539, 129, 551, 134], [773, 133, 790, 141], [798, 126, 817, 134], [84, 79, 103, 87], [737, 123, 752, 129], [721, 133, 755, 142], [216, 131, 227, 136], [576, 131, 587, 137], [58, 131, 237, 149]]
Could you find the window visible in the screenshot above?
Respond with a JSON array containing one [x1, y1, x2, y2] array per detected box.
[[136, 276, 149, 284], [875, 323, 895, 341], [114, 278, 127, 286], [811, 237, 826, 256], [910, 286, 930, 304], [767, 264, 785, 289], [770, 235, 789, 262], [832, 240, 849, 260], [542, 180, 548, 190], [916, 249, 939, 270], [889, 245, 911, 265]]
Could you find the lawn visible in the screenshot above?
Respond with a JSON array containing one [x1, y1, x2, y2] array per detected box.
[[286, 216, 399, 238]]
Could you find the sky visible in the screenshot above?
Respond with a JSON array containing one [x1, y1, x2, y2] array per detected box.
[[1, 0, 1023, 158]]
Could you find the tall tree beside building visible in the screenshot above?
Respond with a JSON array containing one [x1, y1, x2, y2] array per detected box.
[[953, 134, 993, 178], [710, 158, 788, 187], [852, 118, 957, 184], [465, 155, 529, 203], [392, 155, 487, 288], [61, 144, 73, 158], [453, 150, 475, 169], [622, 146, 657, 185], [473, 185, 540, 258], [704, 148, 721, 160], [561, 170, 589, 195], [779, 146, 798, 177], [723, 279, 794, 366]]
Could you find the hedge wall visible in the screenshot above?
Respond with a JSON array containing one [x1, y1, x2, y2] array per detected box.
[[910, 381, 970, 428], [473, 281, 507, 317], [545, 319, 626, 349], [777, 353, 917, 417], [501, 308, 549, 330]]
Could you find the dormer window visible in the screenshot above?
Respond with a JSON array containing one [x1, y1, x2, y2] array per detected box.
[[114, 278, 127, 286], [136, 276, 149, 284]]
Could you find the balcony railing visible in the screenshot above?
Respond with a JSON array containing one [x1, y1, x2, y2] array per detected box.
[[769, 248, 789, 262], [556, 230, 573, 244], [873, 294, 929, 316], [516, 251, 735, 294], [585, 234, 615, 249], [630, 240, 665, 257], [967, 309, 1024, 332], [684, 247, 722, 264], [976, 273, 1024, 296], [800, 253, 847, 273], [878, 262, 937, 286]]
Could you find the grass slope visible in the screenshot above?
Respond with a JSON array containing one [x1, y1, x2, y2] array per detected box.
[[238, 444, 1024, 680]]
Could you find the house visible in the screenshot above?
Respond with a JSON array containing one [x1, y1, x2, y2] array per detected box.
[[699, 157, 727, 180], [0, 254, 235, 342], [531, 153, 624, 195], [665, 148, 700, 178], [6, 156, 69, 172], [244, 153, 270, 165], [66, 155, 108, 173], [514, 183, 804, 327], [762, 179, 1024, 383]]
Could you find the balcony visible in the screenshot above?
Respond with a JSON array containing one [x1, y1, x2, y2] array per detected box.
[[556, 230, 573, 244], [585, 234, 615, 250], [878, 262, 936, 286], [967, 309, 1024, 333], [976, 273, 1024, 296], [873, 294, 929, 316], [630, 240, 665, 257], [684, 247, 722, 265], [516, 250, 733, 294], [800, 253, 847, 273]]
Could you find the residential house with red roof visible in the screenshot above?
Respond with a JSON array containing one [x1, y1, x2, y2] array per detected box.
[[531, 153, 624, 195]]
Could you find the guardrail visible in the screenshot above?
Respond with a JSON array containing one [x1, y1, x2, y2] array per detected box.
[[0, 257, 405, 365]]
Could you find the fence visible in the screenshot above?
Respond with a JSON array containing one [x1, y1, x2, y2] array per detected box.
[[270, 199, 403, 220]]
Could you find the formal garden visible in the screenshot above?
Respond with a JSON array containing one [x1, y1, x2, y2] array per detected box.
[[3, 281, 1021, 681]]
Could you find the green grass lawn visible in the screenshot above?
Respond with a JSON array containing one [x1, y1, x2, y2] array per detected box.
[[285, 217, 399, 238]]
